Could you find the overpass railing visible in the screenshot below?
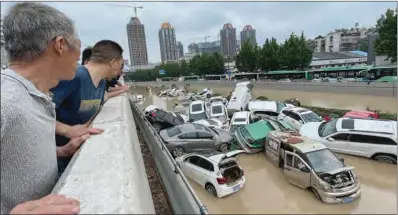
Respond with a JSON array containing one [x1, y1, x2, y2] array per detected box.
[[52, 94, 155, 214], [129, 99, 209, 215]]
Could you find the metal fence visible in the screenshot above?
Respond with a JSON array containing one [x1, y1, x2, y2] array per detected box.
[[129, 100, 208, 215]]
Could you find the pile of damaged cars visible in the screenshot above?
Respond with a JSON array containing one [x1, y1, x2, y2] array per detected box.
[[141, 81, 395, 202]]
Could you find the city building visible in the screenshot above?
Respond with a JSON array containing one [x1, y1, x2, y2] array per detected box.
[[159, 22, 178, 63], [310, 51, 368, 69], [1, 21, 8, 67], [220, 23, 237, 58], [177, 41, 184, 58], [197, 40, 220, 54], [188, 42, 199, 54], [126, 17, 149, 66], [314, 27, 372, 53], [178, 52, 197, 62], [240, 25, 257, 48]]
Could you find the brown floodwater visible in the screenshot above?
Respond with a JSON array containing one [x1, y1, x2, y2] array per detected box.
[[133, 90, 397, 214], [129, 83, 397, 114]]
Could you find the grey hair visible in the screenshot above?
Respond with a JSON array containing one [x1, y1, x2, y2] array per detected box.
[[3, 2, 78, 62]]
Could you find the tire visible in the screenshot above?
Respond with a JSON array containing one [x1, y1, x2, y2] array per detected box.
[[373, 154, 397, 164], [152, 123, 162, 133], [310, 187, 322, 201], [206, 94, 211, 99], [218, 143, 229, 152], [205, 183, 217, 197], [172, 146, 185, 158]]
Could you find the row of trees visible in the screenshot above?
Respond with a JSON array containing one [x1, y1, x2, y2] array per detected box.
[[236, 32, 313, 73], [127, 52, 225, 81]]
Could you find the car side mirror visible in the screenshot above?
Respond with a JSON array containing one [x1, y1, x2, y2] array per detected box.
[[297, 163, 310, 172], [339, 158, 345, 163], [327, 137, 335, 141]]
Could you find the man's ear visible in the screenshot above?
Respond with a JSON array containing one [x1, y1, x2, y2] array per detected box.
[[53, 36, 67, 55]]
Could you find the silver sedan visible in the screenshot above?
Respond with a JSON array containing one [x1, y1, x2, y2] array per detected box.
[[159, 123, 233, 157]]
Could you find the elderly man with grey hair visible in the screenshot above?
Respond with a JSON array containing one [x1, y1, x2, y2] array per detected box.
[[0, 2, 99, 214]]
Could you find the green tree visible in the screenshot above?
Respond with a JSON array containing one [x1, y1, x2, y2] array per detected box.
[[374, 8, 397, 63], [297, 32, 313, 70], [358, 38, 368, 52], [236, 40, 257, 72]]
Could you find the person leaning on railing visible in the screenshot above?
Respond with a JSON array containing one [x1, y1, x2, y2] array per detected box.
[[1, 3, 82, 214], [50, 40, 129, 175]]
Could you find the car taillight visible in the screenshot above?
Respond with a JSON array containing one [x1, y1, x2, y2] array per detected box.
[[216, 177, 227, 185], [151, 112, 157, 117]]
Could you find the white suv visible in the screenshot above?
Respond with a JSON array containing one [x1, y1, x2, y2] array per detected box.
[[300, 118, 397, 164], [279, 107, 322, 130], [176, 150, 246, 198]]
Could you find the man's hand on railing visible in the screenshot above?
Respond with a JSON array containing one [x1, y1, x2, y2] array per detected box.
[[104, 85, 129, 101], [9, 194, 80, 214], [56, 134, 91, 158], [63, 124, 104, 139]]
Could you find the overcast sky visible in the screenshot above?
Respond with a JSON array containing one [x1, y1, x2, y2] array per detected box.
[[1, 1, 396, 63]]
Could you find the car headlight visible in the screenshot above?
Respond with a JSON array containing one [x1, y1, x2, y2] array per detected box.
[[319, 180, 331, 191]]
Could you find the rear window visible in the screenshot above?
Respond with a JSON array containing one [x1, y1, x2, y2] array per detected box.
[[167, 127, 182, 137], [234, 118, 246, 122], [211, 106, 223, 114], [191, 104, 203, 112]]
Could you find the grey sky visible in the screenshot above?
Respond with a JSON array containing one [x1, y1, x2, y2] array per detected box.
[[1, 1, 396, 63]]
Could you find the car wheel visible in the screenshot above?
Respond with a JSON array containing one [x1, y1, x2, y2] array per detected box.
[[218, 143, 229, 152], [152, 123, 161, 132], [172, 146, 185, 158], [205, 184, 217, 197], [373, 154, 397, 164], [310, 187, 322, 201], [206, 94, 211, 99]]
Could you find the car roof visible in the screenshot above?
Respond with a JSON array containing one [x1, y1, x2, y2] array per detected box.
[[268, 131, 327, 153], [191, 100, 205, 105], [210, 101, 224, 106], [232, 111, 250, 119], [178, 123, 208, 132], [285, 107, 312, 115], [336, 118, 397, 136], [243, 120, 274, 140], [249, 101, 278, 111]]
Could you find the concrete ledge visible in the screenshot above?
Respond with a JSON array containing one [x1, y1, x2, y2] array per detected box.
[[52, 94, 155, 214]]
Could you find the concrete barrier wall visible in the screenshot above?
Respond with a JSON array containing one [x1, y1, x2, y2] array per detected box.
[[130, 100, 208, 215], [52, 94, 156, 214]]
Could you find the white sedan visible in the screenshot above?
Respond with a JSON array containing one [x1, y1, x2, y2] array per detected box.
[[176, 150, 246, 198]]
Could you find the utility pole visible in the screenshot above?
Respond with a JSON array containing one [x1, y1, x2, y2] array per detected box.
[[203, 36, 210, 53]]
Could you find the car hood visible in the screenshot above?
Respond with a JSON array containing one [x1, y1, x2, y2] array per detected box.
[[216, 128, 233, 141], [299, 122, 323, 140]]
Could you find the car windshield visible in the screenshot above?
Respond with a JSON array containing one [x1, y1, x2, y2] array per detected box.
[[301, 112, 322, 123], [276, 102, 287, 112], [318, 119, 338, 137], [230, 124, 243, 133], [268, 120, 291, 131], [211, 105, 223, 115], [190, 112, 207, 122], [234, 118, 246, 122], [253, 111, 279, 117], [305, 149, 345, 173], [191, 104, 203, 112], [239, 126, 254, 143]]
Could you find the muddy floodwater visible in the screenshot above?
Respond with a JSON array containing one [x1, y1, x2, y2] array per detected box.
[[133, 90, 397, 214], [130, 83, 397, 114]]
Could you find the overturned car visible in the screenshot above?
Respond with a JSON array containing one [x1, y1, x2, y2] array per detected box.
[[264, 130, 361, 204]]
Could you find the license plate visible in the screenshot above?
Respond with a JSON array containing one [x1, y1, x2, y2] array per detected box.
[[232, 185, 240, 192], [342, 197, 353, 203]]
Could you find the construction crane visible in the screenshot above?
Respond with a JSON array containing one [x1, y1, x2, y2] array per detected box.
[[106, 4, 143, 17], [203, 36, 210, 42], [187, 36, 211, 43]]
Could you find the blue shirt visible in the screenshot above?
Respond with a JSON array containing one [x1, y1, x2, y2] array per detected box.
[[51, 65, 106, 126]]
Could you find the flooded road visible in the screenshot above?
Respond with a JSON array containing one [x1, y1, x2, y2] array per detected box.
[[133, 90, 397, 214], [130, 83, 397, 113]]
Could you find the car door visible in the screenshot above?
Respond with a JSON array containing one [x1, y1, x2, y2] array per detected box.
[[196, 131, 217, 151], [348, 134, 386, 157], [184, 156, 204, 184], [283, 151, 311, 189], [178, 132, 201, 153], [196, 158, 215, 187], [282, 111, 296, 128], [323, 133, 351, 154]]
